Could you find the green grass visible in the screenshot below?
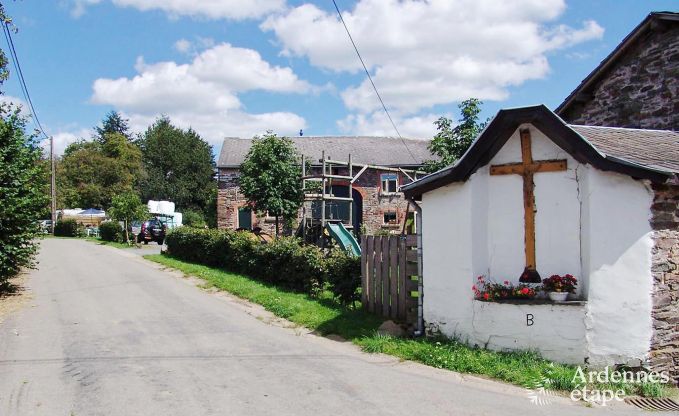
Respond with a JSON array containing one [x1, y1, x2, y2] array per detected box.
[[144, 253, 671, 399]]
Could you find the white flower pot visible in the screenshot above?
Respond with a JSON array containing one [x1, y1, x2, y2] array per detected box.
[[548, 291, 569, 302]]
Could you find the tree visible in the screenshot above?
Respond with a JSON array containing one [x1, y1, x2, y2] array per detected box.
[[239, 132, 304, 236], [138, 117, 215, 214], [57, 132, 142, 209], [0, 106, 49, 286], [108, 192, 148, 244], [424, 98, 487, 172], [0, 7, 49, 287], [94, 111, 131, 142]]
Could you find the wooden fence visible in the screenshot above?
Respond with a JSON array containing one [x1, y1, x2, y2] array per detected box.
[[360, 235, 419, 325]]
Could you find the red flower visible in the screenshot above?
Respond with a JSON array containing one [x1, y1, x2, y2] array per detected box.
[[483, 293, 490, 300], [504, 281, 510, 285], [520, 287, 530, 295]]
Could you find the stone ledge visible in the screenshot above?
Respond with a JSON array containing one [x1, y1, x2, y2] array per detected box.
[[474, 299, 587, 306]]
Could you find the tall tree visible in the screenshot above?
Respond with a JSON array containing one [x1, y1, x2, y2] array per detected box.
[[0, 7, 49, 286], [58, 132, 142, 209], [138, 117, 215, 213], [94, 110, 131, 142], [424, 98, 487, 172], [239, 132, 303, 236]]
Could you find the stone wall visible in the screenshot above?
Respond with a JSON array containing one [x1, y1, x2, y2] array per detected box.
[[649, 181, 679, 384], [217, 166, 413, 236], [560, 25, 679, 130]]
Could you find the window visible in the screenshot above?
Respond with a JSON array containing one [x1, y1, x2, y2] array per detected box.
[[380, 173, 398, 194], [383, 211, 398, 225]]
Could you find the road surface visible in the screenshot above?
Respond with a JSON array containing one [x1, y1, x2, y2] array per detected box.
[[0, 238, 643, 415]]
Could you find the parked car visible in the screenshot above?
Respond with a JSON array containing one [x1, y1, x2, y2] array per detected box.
[[39, 220, 53, 234], [137, 218, 166, 244]]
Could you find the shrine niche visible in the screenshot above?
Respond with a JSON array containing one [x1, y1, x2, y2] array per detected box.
[[402, 105, 679, 379]]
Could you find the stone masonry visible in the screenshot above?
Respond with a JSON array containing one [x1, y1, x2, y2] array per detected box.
[[561, 25, 679, 130], [217, 166, 412, 236], [649, 181, 679, 384]]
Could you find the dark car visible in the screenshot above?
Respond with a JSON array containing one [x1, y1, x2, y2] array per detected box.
[[137, 218, 166, 244]]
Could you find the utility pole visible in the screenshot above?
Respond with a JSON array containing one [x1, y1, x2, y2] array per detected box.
[[50, 135, 56, 235]]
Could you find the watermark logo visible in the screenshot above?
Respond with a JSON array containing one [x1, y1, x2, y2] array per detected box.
[[527, 366, 671, 407]]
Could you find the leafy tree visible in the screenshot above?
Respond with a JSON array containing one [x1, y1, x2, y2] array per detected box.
[[58, 132, 142, 209], [94, 110, 131, 142], [0, 104, 49, 286], [0, 7, 49, 287], [424, 98, 487, 172], [108, 192, 148, 244], [138, 117, 215, 214], [239, 132, 304, 236]]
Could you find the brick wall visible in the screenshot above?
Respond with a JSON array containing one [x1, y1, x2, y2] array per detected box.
[[649, 181, 679, 384], [561, 25, 679, 130], [217, 166, 413, 236]]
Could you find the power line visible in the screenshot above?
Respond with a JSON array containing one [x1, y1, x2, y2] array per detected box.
[[2, 22, 48, 139], [331, 0, 418, 164]]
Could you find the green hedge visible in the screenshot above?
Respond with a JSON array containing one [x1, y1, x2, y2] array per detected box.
[[164, 227, 361, 300], [99, 221, 123, 242], [54, 219, 79, 237]]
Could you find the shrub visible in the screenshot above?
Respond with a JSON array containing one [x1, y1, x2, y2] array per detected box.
[[182, 209, 206, 228], [325, 248, 362, 305], [99, 221, 123, 242], [164, 227, 361, 297], [54, 219, 79, 237]]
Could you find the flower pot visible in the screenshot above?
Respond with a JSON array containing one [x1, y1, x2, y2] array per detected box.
[[548, 291, 569, 302]]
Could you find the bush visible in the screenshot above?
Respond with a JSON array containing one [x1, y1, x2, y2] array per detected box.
[[54, 219, 79, 237], [99, 221, 123, 242], [164, 227, 361, 298], [325, 248, 362, 305], [182, 209, 206, 228]]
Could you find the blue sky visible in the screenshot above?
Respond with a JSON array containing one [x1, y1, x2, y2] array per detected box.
[[2, 0, 677, 155]]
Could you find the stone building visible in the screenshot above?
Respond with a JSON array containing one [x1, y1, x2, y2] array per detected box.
[[403, 105, 679, 382], [557, 12, 679, 130], [216, 136, 432, 236]]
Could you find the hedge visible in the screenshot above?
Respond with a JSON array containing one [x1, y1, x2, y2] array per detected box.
[[54, 219, 79, 237], [99, 221, 123, 242], [164, 227, 361, 301]]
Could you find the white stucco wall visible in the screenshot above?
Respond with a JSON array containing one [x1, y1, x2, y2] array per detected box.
[[421, 123, 655, 365]]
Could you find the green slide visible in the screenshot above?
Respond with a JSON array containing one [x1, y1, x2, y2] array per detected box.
[[326, 223, 361, 257]]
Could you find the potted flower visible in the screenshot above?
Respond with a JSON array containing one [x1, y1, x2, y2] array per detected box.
[[542, 274, 577, 302]]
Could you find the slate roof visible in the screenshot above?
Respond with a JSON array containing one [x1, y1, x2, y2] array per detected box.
[[402, 105, 679, 199], [570, 125, 679, 173], [217, 136, 433, 168], [556, 11, 679, 116]]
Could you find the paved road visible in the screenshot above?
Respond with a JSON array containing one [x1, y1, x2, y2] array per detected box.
[[0, 239, 643, 415]]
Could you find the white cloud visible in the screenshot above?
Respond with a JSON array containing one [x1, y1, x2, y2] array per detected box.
[[70, 0, 285, 20], [337, 111, 440, 139], [49, 129, 91, 156], [92, 43, 310, 147], [262, 0, 604, 115], [173, 38, 192, 54]]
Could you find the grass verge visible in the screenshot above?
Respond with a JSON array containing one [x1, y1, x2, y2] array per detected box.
[[145, 253, 670, 399]]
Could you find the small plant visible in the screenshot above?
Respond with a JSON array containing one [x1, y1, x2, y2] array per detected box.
[[99, 221, 123, 242], [542, 274, 577, 293], [472, 276, 537, 301], [54, 219, 80, 237]]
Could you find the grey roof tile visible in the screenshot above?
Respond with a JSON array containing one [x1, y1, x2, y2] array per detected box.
[[570, 125, 679, 173], [217, 136, 433, 167]]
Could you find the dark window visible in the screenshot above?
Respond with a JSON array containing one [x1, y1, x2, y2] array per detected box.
[[383, 211, 398, 225], [380, 173, 398, 193]]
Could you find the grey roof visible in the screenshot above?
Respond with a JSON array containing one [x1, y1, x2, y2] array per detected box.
[[217, 136, 433, 168], [570, 125, 679, 173]]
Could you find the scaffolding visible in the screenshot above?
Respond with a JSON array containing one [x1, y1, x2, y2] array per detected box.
[[300, 151, 425, 245]]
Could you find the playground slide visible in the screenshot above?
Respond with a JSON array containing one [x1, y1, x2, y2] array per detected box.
[[326, 223, 361, 257]]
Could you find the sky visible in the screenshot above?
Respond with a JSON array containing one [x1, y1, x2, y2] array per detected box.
[[2, 0, 677, 156]]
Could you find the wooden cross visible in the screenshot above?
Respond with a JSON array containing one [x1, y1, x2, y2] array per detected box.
[[490, 128, 567, 283]]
